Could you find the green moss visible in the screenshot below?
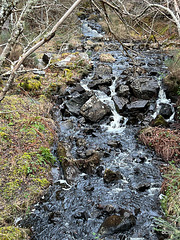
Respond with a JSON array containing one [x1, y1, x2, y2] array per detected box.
[[0, 226, 29, 240], [17, 73, 42, 91], [151, 115, 169, 127], [62, 68, 73, 80], [32, 178, 50, 187], [76, 11, 86, 18], [2, 179, 22, 199], [19, 79, 41, 91], [0, 94, 57, 235], [0, 131, 9, 140], [57, 142, 67, 160], [45, 82, 63, 97]]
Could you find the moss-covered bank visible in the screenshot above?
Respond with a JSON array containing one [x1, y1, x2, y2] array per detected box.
[[0, 94, 57, 239]]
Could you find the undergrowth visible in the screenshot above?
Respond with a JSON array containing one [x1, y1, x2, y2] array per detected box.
[[139, 128, 180, 239], [0, 95, 57, 239], [139, 127, 180, 163]]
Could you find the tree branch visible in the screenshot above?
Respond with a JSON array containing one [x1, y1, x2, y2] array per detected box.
[[0, 0, 83, 102]]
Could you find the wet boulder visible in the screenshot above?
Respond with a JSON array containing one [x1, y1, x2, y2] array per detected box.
[[65, 92, 92, 115], [107, 140, 122, 148], [103, 169, 123, 183], [127, 100, 149, 112], [116, 85, 130, 98], [75, 152, 100, 174], [94, 64, 112, 79], [70, 84, 85, 94], [98, 212, 136, 236], [130, 77, 159, 100], [98, 85, 111, 95], [159, 103, 173, 119], [80, 95, 111, 122], [88, 77, 112, 89], [112, 96, 128, 113]]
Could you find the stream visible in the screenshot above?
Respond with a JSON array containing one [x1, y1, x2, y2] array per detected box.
[[20, 19, 174, 240]]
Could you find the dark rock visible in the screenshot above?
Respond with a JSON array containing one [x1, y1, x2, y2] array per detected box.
[[104, 205, 116, 213], [98, 85, 111, 95], [94, 64, 112, 78], [80, 95, 111, 122], [73, 211, 90, 221], [76, 138, 87, 147], [88, 77, 112, 89], [116, 85, 130, 98], [149, 70, 159, 76], [97, 204, 116, 213], [113, 96, 128, 112], [136, 183, 150, 192], [127, 100, 149, 112], [60, 120, 73, 133], [130, 77, 159, 99], [64, 165, 80, 182], [70, 84, 85, 94], [121, 68, 134, 76], [84, 185, 94, 191], [42, 53, 52, 64], [151, 114, 169, 127], [103, 169, 123, 183], [76, 153, 100, 174], [98, 212, 136, 235], [159, 103, 173, 119], [96, 165, 104, 177], [107, 140, 122, 148], [65, 92, 91, 115], [163, 71, 180, 101]]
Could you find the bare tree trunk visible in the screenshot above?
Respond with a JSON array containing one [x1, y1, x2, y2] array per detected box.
[[0, 0, 83, 102]]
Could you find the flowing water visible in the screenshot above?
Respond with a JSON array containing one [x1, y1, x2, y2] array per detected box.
[[19, 20, 174, 240]]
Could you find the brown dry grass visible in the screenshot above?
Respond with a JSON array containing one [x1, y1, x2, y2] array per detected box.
[[139, 127, 180, 163]]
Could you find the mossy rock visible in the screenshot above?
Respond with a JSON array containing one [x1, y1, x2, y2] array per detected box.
[[150, 114, 169, 127], [56, 142, 67, 161], [17, 73, 42, 91], [45, 83, 66, 97], [163, 70, 180, 97], [76, 11, 86, 19]]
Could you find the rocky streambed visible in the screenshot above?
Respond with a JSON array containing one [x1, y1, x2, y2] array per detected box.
[[20, 20, 174, 240]]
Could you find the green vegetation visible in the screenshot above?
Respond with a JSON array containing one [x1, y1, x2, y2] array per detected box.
[[0, 94, 57, 238], [139, 128, 180, 239], [0, 226, 29, 240], [18, 73, 42, 92], [155, 165, 180, 239], [164, 52, 180, 97]]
